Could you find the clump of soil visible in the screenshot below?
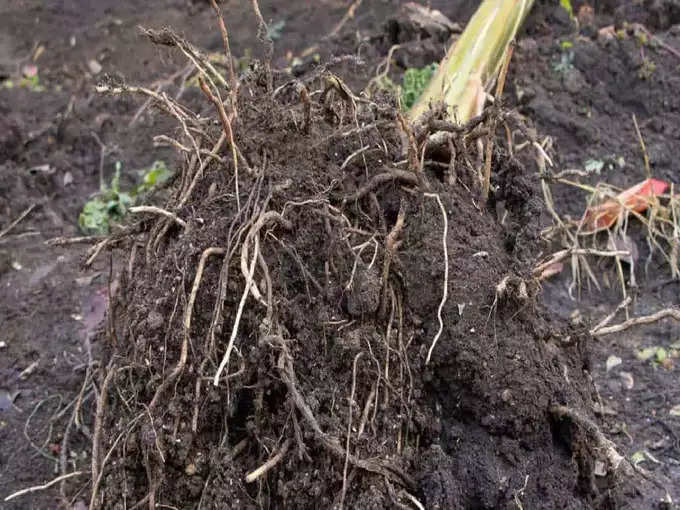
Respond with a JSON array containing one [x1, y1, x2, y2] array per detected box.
[[80, 22, 644, 510]]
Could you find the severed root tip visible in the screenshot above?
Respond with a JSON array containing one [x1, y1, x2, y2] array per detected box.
[[550, 404, 630, 477]]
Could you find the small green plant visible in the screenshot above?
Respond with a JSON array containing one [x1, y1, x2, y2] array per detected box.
[[636, 345, 673, 369], [79, 160, 172, 234], [19, 73, 45, 92], [584, 159, 605, 174], [266, 20, 286, 41], [1, 74, 45, 92], [401, 63, 438, 110], [552, 50, 574, 74]]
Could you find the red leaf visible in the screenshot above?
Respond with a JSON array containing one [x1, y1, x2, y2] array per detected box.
[[580, 178, 669, 233]]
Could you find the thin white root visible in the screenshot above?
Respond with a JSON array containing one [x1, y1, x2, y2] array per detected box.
[[149, 247, 225, 412], [240, 211, 291, 305], [245, 438, 291, 483], [399, 489, 426, 510], [534, 248, 630, 280], [0, 204, 36, 240], [214, 234, 259, 386], [589, 297, 632, 334], [592, 307, 680, 337], [424, 193, 449, 365], [129, 206, 187, 229], [4, 471, 85, 502], [341, 352, 363, 508]]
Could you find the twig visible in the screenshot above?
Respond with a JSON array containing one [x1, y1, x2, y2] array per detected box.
[[140, 27, 227, 89], [632, 114, 650, 179], [590, 297, 632, 334], [533, 248, 630, 279], [329, 0, 363, 38], [294, 0, 364, 60], [592, 307, 680, 337], [424, 193, 449, 365], [129, 206, 187, 229], [0, 204, 36, 240], [129, 63, 193, 126], [85, 238, 111, 267], [245, 439, 291, 483], [208, 0, 237, 99], [45, 235, 104, 246], [4, 471, 85, 502], [198, 75, 241, 212]]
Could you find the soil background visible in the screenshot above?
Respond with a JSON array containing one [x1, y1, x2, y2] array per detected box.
[[0, 0, 679, 508]]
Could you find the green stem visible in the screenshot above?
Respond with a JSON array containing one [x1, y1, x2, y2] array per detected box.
[[408, 0, 534, 124]]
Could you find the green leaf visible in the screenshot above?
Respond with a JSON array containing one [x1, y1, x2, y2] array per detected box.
[[636, 346, 670, 364], [79, 160, 171, 234], [138, 160, 171, 193], [79, 198, 110, 234], [401, 63, 438, 110], [584, 159, 605, 174], [636, 347, 657, 361], [655, 347, 667, 363], [630, 451, 645, 465], [266, 20, 286, 41]]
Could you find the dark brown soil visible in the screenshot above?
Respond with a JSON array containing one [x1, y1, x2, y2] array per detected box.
[[0, 1, 678, 509]]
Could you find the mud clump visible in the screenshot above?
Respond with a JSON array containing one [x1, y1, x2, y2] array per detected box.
[[81, 40, 636, 510]]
